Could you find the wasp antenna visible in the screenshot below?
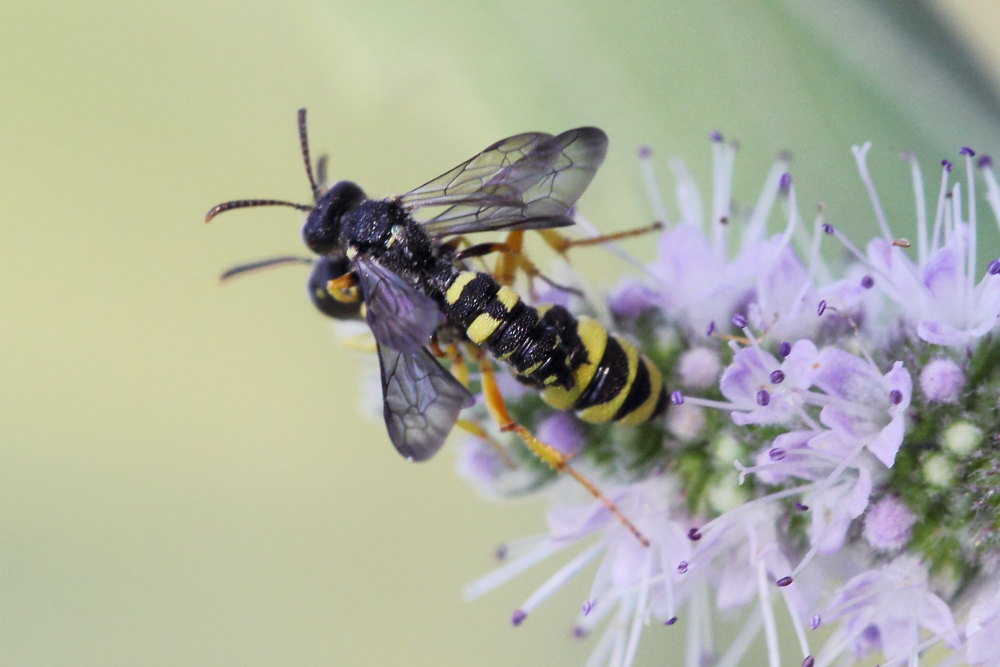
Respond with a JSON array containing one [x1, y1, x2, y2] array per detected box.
[[204, 199, 313, 223], [297, 108, 321, 201], [316, 154, 329, 189], [219, 255, 314, 282]]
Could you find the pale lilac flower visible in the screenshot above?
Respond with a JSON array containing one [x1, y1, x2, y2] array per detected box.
[[919, 358, 965, 404], [536, 412, 585, 457], [677, 346, 722, 390], [863, 495, 917, 551], [854, 144, 1000, 346], [966, 584, 1000, 665], [813, 350, 911, 468], [331, 136, 1000, 666], [639, 141, 789, 338], [817, 557, 956, 664], [464, 477, 695, 666]]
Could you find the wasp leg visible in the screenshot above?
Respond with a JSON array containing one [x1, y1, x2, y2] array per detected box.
[[475, 352, 650, 547], [538, 220, 664, 253], [428, 335, 515, 469], [454, 419, 517, 470], [455, 234, 583, 299]]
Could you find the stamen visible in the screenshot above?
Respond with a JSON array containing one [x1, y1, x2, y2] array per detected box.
[[516, 541, 606, 620], [756, 561, 782, 667], [962, 147, 978, 313], [902, 150, 929, 264], [637, 145, 669, 224], [931, 160, 951, 251], [852, 143, 893, 241], [745, 157, 790, 241], [711, 136, 736, 257]]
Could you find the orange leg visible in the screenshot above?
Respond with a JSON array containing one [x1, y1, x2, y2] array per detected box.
[[538, 221, 664, 254], [454, 419, 516, 470], [476, 353, 650, 547]]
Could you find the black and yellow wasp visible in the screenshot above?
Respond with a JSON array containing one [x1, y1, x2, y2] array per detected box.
[[208, 110, 667, 540]]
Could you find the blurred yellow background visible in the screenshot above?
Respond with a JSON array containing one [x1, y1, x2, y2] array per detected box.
[[3, 1, 999, 665]]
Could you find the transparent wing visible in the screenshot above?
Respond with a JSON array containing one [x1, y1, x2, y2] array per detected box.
[[354, 255, 440, 352], [400, 127, 608, 237], [378, 343, 475, 462]]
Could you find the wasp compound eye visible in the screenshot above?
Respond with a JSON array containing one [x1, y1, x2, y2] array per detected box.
[[302, 180, 366, 255], [307, 255, 363, 320]]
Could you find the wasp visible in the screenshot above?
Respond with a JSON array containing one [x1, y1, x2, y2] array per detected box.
[[208, 110, 668, 543]]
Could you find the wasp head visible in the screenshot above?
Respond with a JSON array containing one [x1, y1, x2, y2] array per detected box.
[[301, 181, 366, 255]]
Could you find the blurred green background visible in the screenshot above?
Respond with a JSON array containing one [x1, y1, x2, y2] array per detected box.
[[3, 1, 999, 665]]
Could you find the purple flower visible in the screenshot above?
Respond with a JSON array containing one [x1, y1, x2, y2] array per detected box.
[[919, 357, 965, 404], [966, 586, 1000, 665], [855, 144, 1000, 346], [813, 350, 911, 467], [820, 557, 956, 662], [863, 495, 917, 550]]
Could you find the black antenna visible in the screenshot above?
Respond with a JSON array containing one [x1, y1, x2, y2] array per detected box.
[[205, 198, 312, 222], [205, 108, 324, 223], [219, 256, 313, 282], [316, 154, 329, 190], [298, 108, 321, 201]]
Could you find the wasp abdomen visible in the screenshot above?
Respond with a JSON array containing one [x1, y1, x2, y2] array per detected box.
[[441, 270, 666, 426]]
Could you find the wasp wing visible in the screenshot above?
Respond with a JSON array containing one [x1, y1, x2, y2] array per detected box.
[[353, 254, 441, 352], [377, 343, 475, 462], [401, 127, 608, 237]]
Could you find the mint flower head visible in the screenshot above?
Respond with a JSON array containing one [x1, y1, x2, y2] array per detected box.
[[447, 133, 1000, 666]]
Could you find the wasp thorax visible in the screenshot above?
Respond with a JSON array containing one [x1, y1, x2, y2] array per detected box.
[[302, 181, 366, 255]]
